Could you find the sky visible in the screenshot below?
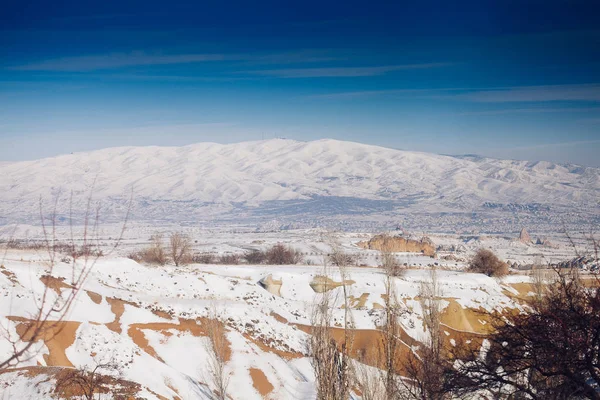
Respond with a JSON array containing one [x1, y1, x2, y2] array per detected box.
[[1, 0, 600, 166]]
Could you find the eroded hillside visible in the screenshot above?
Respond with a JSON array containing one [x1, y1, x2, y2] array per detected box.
[[0, 249, 538, 399]]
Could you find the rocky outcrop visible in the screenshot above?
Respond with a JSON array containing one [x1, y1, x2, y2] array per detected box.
[[357, 234, 435, 257], [535, 237, 557, 248], [259, 274, 283, 296], [518, 228, 532, 244], [309, 275, 355, 293]]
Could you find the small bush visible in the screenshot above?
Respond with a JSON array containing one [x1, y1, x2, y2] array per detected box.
[[265, 244, 303, 265], [244, 249, 266, 264], [72, 244, 103, 258], [2, 239, 103, 258], [1, 239, 45, 250], [127, 252, 142, 263], [468, 249, 509, 277], [192, 253, 215, 264], [217, 254, 241, 265], [381, 251, 404, 277], [170, 232, 191, 267], [327, 251, 357, 267], [131, 234, 167, 265]]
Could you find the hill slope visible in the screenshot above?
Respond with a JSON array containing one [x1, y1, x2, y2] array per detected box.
[[0, 251, 529, 399], [0, 139, 598, 230]]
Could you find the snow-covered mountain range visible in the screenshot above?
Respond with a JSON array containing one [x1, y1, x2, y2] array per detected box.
[[0, 139, 598, 231]]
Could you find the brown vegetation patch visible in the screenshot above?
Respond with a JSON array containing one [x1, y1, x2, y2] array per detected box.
[[0, 365, 52, 378], [54, 366, 143, 399], [249, 367, 274, 396], [467, 249, 508, 277], [85, 290, 102, 304], [9, 317, 80, 367]]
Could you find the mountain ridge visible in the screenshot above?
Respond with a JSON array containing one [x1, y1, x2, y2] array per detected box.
[[0, 139, 598, 229]]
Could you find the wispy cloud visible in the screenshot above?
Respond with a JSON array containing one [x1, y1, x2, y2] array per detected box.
[[454, 106, 600, 116], [6, 49, 344, 72], [46, 13, 143, 23], [84, 73, 258, 82], [308, 84, 600, 107], [239, 49, 341, 65], [307, 87, 467, 99], [452, 84, 600, 103], [242, 62, 452, 78], [8, 52, 232, 72], [307, 85, 600, 122]]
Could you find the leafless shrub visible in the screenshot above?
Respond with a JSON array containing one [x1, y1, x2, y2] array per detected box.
[[126, 251, 142, 263], [265, 243, 303, 265], [309, 242, 355, 400], [169, 232, 191, 267], [1, 239, 45, 250], [328, 251, 357, 267], [54, 359, 127, 400], [446, 265, 600, 399], [445, 231, 600, 399], [244, 249, 266, 264], [2, 239, 103, 259], [192, 253, 215, 264], [419, 268, 442, 358], [531, 263, 551, 306], [380, 269, 404, 399], [356, 352, 386, 400], [399, 267, 449, 400], [71, 244, 104, 258], [309, 285, 340, 400], [0, 189, 130, 370], [216, 253, 241, 265], [381, 245, 404, 277], [204, 306, 230, 400], [130, 234, 167, 265], [467, 248, 509, 277]]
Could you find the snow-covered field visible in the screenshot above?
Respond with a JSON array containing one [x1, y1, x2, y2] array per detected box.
[[1, 224, 584, 269], [0, 242, 537, 399]]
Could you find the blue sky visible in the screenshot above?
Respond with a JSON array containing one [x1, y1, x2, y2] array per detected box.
[[1, 0, 599, 165]]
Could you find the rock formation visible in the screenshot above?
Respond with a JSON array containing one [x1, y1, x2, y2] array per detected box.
[[518, 228, 532, 244], [357, 234, 435, 257], [259, 274, 283, 296], [309, 275, 355, 293]]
